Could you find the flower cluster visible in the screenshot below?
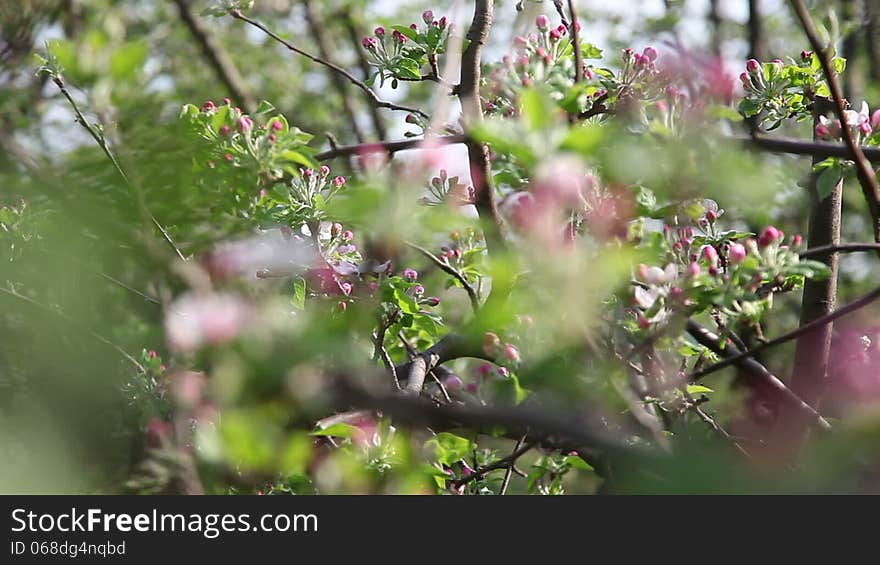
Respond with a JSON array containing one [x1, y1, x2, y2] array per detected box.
[[362, 10, 451, 88], [419, 169, 474, 207], [738, 52, 841, 130], [815, 101, 880, 142], [483, 15, 603, 118], [630, 205, 824, 334]]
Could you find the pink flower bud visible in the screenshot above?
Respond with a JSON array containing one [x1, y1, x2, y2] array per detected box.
[[219, 124, 232, 136], [271, 120, 284, 131], [477, 363, 494, 377], [792, 234, 803, 247], [236, 115, 253, 133], [443, 375, 462, 391], [320, 165, 331, 177], [409, 23, 418, 31], [224, 153, 234, 162], [815, 123, 831, 139], [466, 382, 479, 394], [497, 367, 510, 378], [502, 344, 521, 363], [222, 97, 232, 105], [422, 10, 434, 24], [439, 16, 447, 29], [333, 176, 346, 187], [669, 286, 683, 299], [302, 168, 314, 178], [536, 14, 550, 31], [340, 282, 352, 295], [374, 26, 385, 37], [268, 134, 276, 143], [688, 262, 701, 277], [706, 210, 717, 222], [643, 46, 658, 61], [201, 100, 216, 112], [728, 243, 747, 263], [402, 268, 418, 281], [746, 59, 760, 74], [342, 230, 354, 241], [331, 222, 343, 236], [405, 113, 418, 124], [424, 296, 440, 307], [701, 245, 719, 264], [801, 50, 813, 60], [362, 37, 378, 49], [637, 315, 651, 330], [413, 285, 425, 295], [739, 72, 750, 87], [549, 29, 562, 42], [556, 24, 568, 35], [758, 225, 783, 247]]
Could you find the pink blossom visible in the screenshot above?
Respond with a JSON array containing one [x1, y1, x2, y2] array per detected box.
[[165, 292, 252, 353], [443, 375, 463, 391], [333, 176, 346, 188], [236, 115, 253, 133], [643, 46, 658, 62], [374, 26, 385, 37], [502, 344, 521, 363], [728, 243, 747, 263], [402, 268, 418, 281], [758, 226, 784, 247], [746, 59, 760, 73], [536, 14, 550, 31], [701, 245, 719, 264], [422, 10, 434, 24]]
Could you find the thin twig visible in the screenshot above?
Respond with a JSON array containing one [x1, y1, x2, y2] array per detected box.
[[452, 437, 537, 488], [405, 241, 480, 313], [314, 134, 466, 161], [302, 0, 366, 143], [688, 284, 880, 384], [789, 0, 880, 243], [231, 10, 429, 119], [568, 0, 583, 83], [686, 319, 831, 431], [0, 286, 145, 372], [51, 77, 186, 261], [173, 0, 256, 113]]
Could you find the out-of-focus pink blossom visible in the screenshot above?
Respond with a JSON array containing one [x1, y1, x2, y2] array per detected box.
[[165, 293, 252, 353], [728, 243, 747, 263]]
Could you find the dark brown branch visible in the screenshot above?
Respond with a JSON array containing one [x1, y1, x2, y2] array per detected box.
[[688, 284, 880, 384], [314, 134, 466, 161], [405, 241, 480, 313], [786, 97, 842, 419], [339, 11, 387, 140], [173, 0, 256, 113], [302, 0, 366, 143], [452, 437, 536, 488], [568, 0, 583, 83], [747, 0, 765, 60], [332, 377, 646, 455], [739, 134, 880, 161], [686, 320, 831, 431], [231, 11, 429, 118], [789, 0, 880, 243], [800, 242, 880, 258]]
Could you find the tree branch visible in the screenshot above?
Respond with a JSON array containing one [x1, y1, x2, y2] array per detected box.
[[314, 134, 466, 162], [230, 10, 429, 118], [173, 0, 256, 113], [789, 0, 880, 243], [452, 436, 536, 488], [687, 284, 880, 383], [301, 0, 366, 143], [686, 320, 831, 431], [405, 241, 480, 313]]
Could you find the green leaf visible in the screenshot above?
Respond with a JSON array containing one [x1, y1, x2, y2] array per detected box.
[[686, 384, 714, 395], [425, 432, 476, 466], [310, 423, 360, 439], [816, 162, 842, 200], [291, 277, 306, 309], [109, 41, 148, 81], [393, 58, 423, 80], [564, 455, 594, 472], [521, 88, 555, 131]]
